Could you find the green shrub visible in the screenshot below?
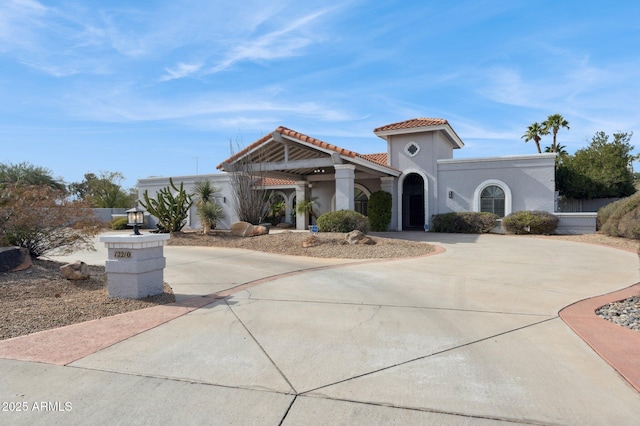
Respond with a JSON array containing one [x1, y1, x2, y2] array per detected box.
[[317, 210, 370, 233], [601, 192, 640, 239], [367, 191, 392, 231], [431, 212, 498, 233], [503, 211, 559, 235], [111, 217, 129, 230], [597, 199, 624, 230]]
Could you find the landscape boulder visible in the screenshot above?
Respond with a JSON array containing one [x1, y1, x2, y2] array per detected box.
[[302, 235, 322, 248], [346, 230, 376, 245], [230, 221, 270, 237], [0, 247, 32, 273], [60, 261, 90, 280]]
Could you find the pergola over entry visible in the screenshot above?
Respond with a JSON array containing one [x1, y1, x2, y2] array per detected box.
[[217, 126, 400, 230]]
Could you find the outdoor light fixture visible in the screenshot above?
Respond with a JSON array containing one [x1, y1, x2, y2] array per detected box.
[[126, 206, 145, 236], [448, 191, 453, 199]]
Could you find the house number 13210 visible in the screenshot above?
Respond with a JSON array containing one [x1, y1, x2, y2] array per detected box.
[[114, 251, 131, 258]]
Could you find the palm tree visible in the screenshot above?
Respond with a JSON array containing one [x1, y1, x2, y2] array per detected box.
[[521, 122, 548, 154], [544, 143, 568, 156], [542, 114, 570, 153], [193, 180, 223, 234]]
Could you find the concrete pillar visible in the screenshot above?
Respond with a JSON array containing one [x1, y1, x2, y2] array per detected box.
[[100, 234, 170, 299], [380, 176, 397, 231], [334, 164, 355, 211], [294, 181, 308, 231]]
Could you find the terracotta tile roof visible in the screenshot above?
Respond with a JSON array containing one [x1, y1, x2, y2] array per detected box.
[[373, 118, 448, 133], [360, 153, 388, 166], [218, 126, 380, 169], [277, 127, 358, 158]]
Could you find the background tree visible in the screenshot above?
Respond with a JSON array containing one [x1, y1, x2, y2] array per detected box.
[[140, 178, 193, 233], [521, 122, 548, 153], [556, 131, 636, 199], [68, 171, 135, 207], [192, 180, 224, 234], [0, 161, 65, 191], [542, 114, 570, 153], [0, 183, 99, 257]]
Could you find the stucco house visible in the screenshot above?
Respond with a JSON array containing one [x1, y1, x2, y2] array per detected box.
[[138, 118, 596, 233]]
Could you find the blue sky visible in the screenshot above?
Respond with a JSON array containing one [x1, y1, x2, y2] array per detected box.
[[1, 0, 639, 189]]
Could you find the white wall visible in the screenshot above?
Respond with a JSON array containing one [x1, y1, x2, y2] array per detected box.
[[137, 173, 237, 230], [436, 154, 557, 217]]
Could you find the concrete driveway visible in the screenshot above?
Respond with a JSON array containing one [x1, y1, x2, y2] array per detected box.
[[1, 232, 639, 425]]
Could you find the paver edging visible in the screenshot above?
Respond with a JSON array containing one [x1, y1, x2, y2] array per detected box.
[[559, 283, 640, 393]]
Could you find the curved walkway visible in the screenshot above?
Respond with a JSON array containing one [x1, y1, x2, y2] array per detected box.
[[1, 233, 639, 425]]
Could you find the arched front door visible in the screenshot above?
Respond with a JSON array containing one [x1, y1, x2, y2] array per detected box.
[[402, 173, 425, 230]]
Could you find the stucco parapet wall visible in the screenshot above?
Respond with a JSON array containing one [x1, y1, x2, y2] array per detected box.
[[100, 234, 170, 249], [555, 212, 598, 218], [437, 153, 556, 166]]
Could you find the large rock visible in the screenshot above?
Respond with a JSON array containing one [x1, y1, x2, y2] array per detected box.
[[346, 230, 376, 245], [230, 221, 269, 237], [60, 261, 90, 280], [0, 247, 32, 273]]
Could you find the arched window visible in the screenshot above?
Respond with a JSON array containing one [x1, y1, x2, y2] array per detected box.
[[354, 188, 368, 216], [481, 185, 505, 217]]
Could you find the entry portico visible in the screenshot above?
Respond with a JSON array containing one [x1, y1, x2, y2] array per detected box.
[[217, 126, 401, 230]]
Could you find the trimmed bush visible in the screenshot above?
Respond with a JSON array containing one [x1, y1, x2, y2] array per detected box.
[[503, 211, 559, 235], [317, 210, 370, 233], [601, 192, 640, 239], [431, 212, 498, 233], [367, 191, 392, 232], [111, 217, 129, 230]]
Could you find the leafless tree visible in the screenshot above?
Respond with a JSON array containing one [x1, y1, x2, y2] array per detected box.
[[225, 139, 272, 224]]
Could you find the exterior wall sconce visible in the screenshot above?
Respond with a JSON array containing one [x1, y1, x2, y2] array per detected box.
[[448, 191, 453, 199], [126, 206, 145, 235]]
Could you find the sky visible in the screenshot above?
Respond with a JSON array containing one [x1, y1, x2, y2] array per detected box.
[[1, 0, 639, 190]]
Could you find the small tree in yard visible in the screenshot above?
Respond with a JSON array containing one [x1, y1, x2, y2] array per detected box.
[[0, 183, 99, 257], [367, 191, 392, 231], [140, 178, 193, 233], [225, 140, 272, 224], [193, 180, 224, 234]]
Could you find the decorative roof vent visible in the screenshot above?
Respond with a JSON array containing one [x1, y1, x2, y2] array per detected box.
[[405, 141, 420, 157]]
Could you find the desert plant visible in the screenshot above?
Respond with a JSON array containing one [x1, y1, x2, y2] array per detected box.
[[503, 210, 559, 234], [193, 180, 224, 234], [367, 191, 392, 232], [140, 178, 193, 233], [597, 199, 624, 230], [600, 192, 640, 239], [317, 210, 370, 233], [296, 198, 319, 222], [111, 217, 129, 230], [431, 212, 498, 233], [267, 200, 286, 226], [0, 183, 99, 257]]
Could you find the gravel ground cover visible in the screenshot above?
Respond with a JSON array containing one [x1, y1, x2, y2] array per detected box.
[[1, 231, 637, 340]]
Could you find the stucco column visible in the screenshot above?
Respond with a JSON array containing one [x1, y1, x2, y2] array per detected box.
[[380, 176, 397, 231], [334, 164, 355, 211], [294, 181, 308, 230]]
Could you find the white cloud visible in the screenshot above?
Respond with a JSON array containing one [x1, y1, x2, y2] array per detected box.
[[208, 8, 333, 73], [160, 62, 203, 82]]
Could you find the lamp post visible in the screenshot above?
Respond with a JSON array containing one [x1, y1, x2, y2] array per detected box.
[[126, 206, 145, 236]]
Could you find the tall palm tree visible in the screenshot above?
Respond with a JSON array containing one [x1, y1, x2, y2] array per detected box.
[[544, 143, 568, 155], [521, 122, 548, 153], [542, 114, 570, 153]]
